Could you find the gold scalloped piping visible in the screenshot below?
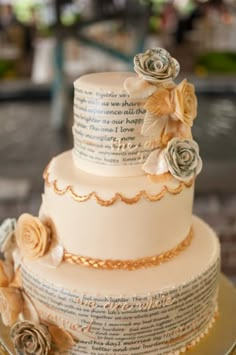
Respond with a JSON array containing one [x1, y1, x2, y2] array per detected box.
[[147, 172, 173, 183], [43, 164, 194, 206], [63, 227, 193, 270]]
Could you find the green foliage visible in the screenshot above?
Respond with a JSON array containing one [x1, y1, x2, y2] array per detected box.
[[0, 60, 16, 78], [196, 52, 236, 74]]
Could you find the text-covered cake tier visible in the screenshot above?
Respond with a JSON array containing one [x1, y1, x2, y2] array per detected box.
[[73, 72, 154, 177], [41, 151, 194, 260], [22, 217, 220, 355]]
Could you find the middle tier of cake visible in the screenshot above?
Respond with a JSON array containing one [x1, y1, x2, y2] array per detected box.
[[41, 150, 194, 261]]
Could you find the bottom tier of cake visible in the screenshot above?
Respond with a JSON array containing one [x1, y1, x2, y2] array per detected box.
[[21, 216, 220, 355]]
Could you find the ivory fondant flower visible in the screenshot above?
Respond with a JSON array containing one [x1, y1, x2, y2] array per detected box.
[[22, 291, 40, 324], [139, 81, 196, 139], [143, 148, 169, 176], [0, 219, 17, 265], [10, 321, 51, 355], [165, 138, 202, 181], [0, 262, 9, 287], [10, 267, 22, 288], [144, 88, 174, 117], [0, 260, 14, 287], [134, 48, 180, 84], [0, 219, 16, 253], [0, 287, 23, 326], [143, 138, 202, 181], [123, 76, 157, 99], [161, 118, 192, 146], [50, 243, 64, 267], [48, 325, 75, 351], [172, 79, 197, 126], [16, 214, 52, 260]]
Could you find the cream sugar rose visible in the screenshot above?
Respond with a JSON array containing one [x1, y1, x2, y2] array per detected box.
[[0, 47, 220, 355]]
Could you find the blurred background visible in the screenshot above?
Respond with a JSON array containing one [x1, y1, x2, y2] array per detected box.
[[0, 0, 235, 282]]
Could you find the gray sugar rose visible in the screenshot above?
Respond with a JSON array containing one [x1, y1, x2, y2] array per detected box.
[[10, 321, 51, 355], [165, 138, 202, 182], [134, 48, 180, 84]]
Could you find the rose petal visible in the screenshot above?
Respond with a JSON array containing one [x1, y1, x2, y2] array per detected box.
[[171, 57, 180, 79], [0, 261, 10, 287], [161, 119, 192, 146], [143, 149, 169, 175], [12, 247, 22, 271], [141, 112, 168, 138], [196, 155, 203, 175], [0, 287, 23, 326], [10, 267, 22, 288], [22, 291, 40, 323], [50, 244, 64, 267], [123, 77, 156, 99], [144, 88, 174, 116], [0, 260, 14, 287], [0, 218, 16, 256], [48, 325, 74, 351]]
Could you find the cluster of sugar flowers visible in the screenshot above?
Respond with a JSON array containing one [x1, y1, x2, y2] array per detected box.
[[0, 219, 74, 355], [124, 47, 202, 182]]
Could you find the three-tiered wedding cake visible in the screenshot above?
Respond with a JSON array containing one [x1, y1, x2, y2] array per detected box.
[[0, 48, 220, 355]]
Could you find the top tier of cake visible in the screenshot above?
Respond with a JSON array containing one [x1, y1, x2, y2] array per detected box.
[[72, 46, 200, 182], [73, 72, 153, 177]]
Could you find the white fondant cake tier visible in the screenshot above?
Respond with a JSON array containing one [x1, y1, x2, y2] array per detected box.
[[22, 216, 220, 355], [41, 150, 194, 260], [73, 72, 153, 177]]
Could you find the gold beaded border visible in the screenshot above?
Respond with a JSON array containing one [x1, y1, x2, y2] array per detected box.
[[166, 308, 219, 351], [63, 227, 193, 270], [43, 165, 194, 207]]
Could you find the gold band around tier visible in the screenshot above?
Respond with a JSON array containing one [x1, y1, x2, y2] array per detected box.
[[43, 163, 194, 207], [63, 227, 193, 270]]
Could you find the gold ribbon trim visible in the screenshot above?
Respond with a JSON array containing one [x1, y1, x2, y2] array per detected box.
[[43, 165, 194, 207], [63, 227, 193, 270]]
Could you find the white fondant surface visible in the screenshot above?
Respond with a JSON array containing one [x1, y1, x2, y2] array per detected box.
[[42, 150, 194, 259]]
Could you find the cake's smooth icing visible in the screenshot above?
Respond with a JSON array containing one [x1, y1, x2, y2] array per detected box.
[[73, 72, 154, 177], [41, 150, 194, 260], [22, 217, 220, 355]]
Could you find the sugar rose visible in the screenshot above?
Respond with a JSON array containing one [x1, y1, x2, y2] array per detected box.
[[172, 79, 197, 126], [0, 287, 23, 326], [16, 214, 51, 260], [165, 138, 202, 182], [48, 325, 74, 351], [10, 321, 51, 355], [134, 48, 180, 84]]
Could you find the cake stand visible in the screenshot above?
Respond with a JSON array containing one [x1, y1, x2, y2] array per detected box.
[[0, 274, 235, 355]]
